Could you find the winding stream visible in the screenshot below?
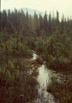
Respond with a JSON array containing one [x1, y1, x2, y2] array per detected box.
[[37, 64, 56, 103], [32, 52, 38, 60], [32, 53, 56, 103]]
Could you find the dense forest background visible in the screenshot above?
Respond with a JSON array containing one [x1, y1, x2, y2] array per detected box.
[[0, 9, 72, 71], [0, 9, 72, 103], [0, 9, 72, 35]]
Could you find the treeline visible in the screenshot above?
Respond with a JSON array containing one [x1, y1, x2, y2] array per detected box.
[[0, 9, 72, 36]]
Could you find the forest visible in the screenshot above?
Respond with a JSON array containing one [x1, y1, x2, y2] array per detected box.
[[0, 9, 72, 103]]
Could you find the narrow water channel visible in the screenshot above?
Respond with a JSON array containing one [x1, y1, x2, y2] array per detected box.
[[32, 53, 56, 103], [37, 64, 56, 103]]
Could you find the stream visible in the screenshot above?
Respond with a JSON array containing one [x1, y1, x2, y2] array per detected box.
[[32, 52, 57, 103], [37, 64, 55, 103]]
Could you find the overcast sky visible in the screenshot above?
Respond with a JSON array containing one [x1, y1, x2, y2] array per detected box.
[[1, 0, 72, 17]]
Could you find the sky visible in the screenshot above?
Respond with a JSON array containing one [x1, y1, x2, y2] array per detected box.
[[1, 0, 72, 18]]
